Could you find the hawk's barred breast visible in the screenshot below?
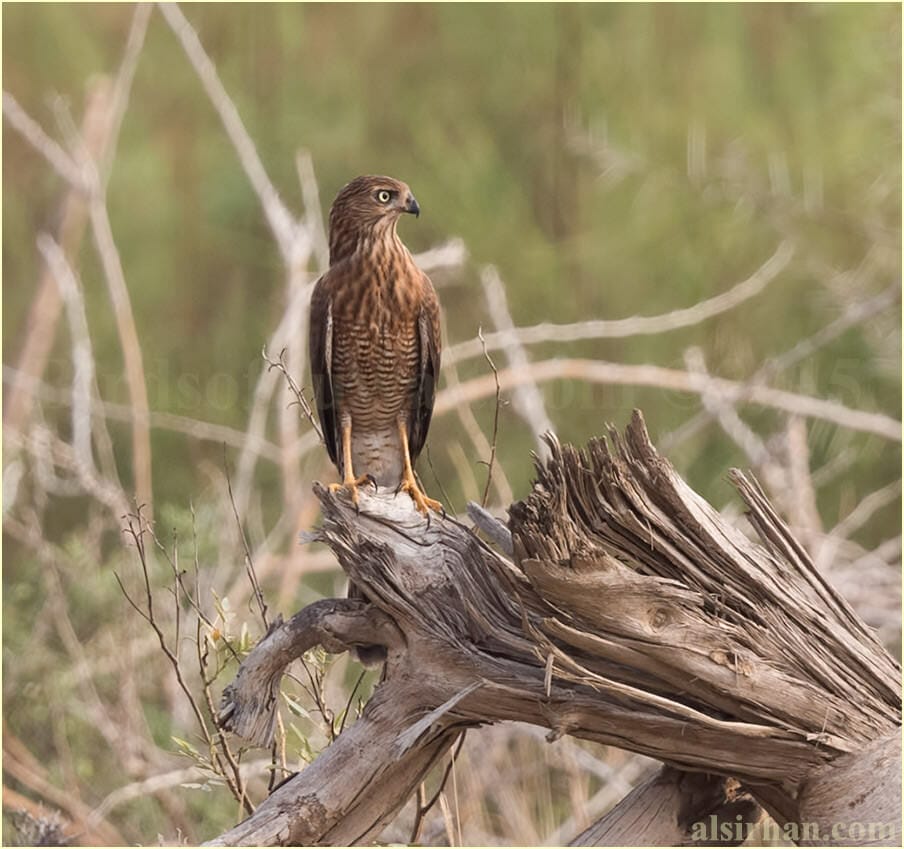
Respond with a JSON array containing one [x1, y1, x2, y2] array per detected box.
[[308, 175, 442, 495]]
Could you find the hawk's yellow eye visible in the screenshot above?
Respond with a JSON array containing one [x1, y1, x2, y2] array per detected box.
[[376, 190, 392, 204]]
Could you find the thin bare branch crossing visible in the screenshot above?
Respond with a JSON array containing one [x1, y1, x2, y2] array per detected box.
[[436, 357, 902, 441], [445, 240, 795, 365]]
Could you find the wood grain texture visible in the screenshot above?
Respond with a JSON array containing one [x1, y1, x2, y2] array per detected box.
[[211, 411, 900, 846], [571, 767, 763, 846]]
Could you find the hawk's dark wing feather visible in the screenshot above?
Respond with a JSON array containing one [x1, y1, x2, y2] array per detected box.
[[308, 277, 340, 467], [408, 274, 442, 464]]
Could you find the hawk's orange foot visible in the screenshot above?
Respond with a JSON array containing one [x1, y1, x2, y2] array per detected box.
[[329, 474, 377, 508], [398, 475, 443, 516]]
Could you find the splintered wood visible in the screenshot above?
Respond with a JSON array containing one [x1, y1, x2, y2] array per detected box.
[[212, 410, 900, 847]]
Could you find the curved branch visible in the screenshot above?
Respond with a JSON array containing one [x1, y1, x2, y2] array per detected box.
[[445, 241, 794, 365], [218, 599, 403, 747], [435, 358, 901, 442]]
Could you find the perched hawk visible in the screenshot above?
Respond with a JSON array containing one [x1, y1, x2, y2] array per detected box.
[[309, 175, 442, 514]]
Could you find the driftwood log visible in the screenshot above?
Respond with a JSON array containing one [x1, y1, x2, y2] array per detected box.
[[211, 411, 901, 846]]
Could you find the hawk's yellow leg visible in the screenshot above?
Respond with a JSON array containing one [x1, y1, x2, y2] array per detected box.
[[397, 420, 443, 515], [329, 420, 373, 507]]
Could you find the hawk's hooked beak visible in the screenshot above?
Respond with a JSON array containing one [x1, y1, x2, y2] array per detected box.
[[404, 194, 420, 218]]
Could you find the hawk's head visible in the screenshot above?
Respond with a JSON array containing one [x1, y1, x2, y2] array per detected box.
[[328, 175, 420, 262]]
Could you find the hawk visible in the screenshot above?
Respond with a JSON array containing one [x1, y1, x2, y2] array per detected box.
[[309, 175, 443, 515]]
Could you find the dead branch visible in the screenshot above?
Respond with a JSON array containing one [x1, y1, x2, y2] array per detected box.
[[1, 91, 87, 189], [435, 357, 901, 442], [211, 411, 900, 846], [412, 237, 468, 275], [88, 184, 154, 512], [2, 81, 108, 440], [3, 727, 126, 846], [118, 509, 253, 815], [37, 235, 100, 468], [2, 366, 284, 463], [157, 2, 297, 258], [262, 347, 322, 443], [4, 5, 154, 512], [481, 265, 555, 454], [477, 327, 503, 507], [660, 281, 900, 452], [218, 599, 403, 746], [445, 241, 794, 366], [438, 312, 515, 507]]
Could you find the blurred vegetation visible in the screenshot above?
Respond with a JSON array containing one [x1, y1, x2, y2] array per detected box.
[[2, 3, 900, 845]]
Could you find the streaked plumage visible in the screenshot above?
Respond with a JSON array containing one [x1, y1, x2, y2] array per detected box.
[[309, 175, 442, 514]]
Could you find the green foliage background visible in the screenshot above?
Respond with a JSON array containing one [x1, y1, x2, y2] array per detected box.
[[2, 3, 900, 844]]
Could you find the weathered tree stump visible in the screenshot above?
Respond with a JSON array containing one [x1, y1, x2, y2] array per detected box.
[[210, 411, 901, 846]]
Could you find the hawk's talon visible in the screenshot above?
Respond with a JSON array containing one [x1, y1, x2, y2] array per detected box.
[[329, 474, 375, 510], [309, 177, 444, 536], [398, 473, 443, 516]]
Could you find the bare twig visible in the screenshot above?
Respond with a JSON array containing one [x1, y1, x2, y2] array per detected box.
[[2, 91, 87, 190], [762, 282, 900, 382], [98, 3, 153, 182], [848, 536, 902, 574], [478, 328, 503, 508], [783, 415, 824, 547], [88, 758, 273, 826], [73, 9, 156, 508], [232, 280, 316, 520], [118, 509, 253, 814], [157, 2, 298, 259], [263, 346, 322, 442], [481, 265, 554, 454], [338, 669, 367, 737], [814, 480, 903, 572], [412, 238, 468, 276], [88, 194, 154, 511], [157, 3, 333, 551], [6, 5, 154, 509], [9, 513, 144, 771], [410, 733, 468, 845], [295, 149, 330, 274], [36, 234, 97, 468], [2, 741, 126, 846], [5, 423, 129, 521], [223, 452, 269, 631], [544, 752, 651, 845], [661, 281, 900, 451], [685, 346, 772, 466], [435, 357, 901, 442], [275, 135, 319, 510], [2, 365, 284, 462], [445, 241, 794, 366], [277, 285, 311, 507], [438, 312, 514, 506], [2, 80, 113, 441]]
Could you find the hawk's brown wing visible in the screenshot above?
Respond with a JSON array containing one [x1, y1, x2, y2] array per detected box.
[[408, 273, 442, 464], [308, 275, 340, 467]]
